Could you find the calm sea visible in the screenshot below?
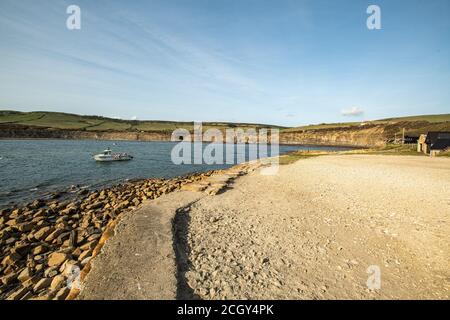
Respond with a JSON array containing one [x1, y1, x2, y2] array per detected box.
[[0, 140, 351, 207]]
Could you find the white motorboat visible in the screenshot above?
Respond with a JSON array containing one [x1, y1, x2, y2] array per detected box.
[[94, 148, 133, 162]]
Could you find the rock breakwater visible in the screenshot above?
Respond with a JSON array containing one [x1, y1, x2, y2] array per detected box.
[[0, 170, 218, 300]]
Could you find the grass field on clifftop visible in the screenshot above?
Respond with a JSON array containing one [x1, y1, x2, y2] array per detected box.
[[283, 114, 450, 136], [283, 114, 450, 132], [1, 110, 449, 135], [0, 111, 283, 132]]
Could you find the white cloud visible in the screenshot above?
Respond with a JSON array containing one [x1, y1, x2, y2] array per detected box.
[[131, 115, 137, 120], [341, 106, 364, 117]]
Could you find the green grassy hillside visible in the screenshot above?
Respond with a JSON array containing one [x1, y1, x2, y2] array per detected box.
[[378, 114, 450, 123], [0, 110, 284, 132], [1, 110, 449, 136], [284, 114, 450, 133]]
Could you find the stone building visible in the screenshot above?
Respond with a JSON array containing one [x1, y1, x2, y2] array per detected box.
[[417, 132, 450, 156]]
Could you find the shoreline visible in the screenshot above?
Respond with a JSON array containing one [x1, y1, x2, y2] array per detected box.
[[74, 154, 450, 300], [0, 167, 229, 300], [2, 153, 449, 299], [0, 154, 266, 300], [0, 137, 363, 149], [0, 140, 358, 208]]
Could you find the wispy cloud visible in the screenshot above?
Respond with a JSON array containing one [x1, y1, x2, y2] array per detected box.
[[0, 0, 449, 125], [341, 106, 364, 117]]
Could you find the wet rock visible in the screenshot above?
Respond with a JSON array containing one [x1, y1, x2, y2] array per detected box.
[[29, 199, 45, 209], [33, 265, 44, 274], [9, 209, 21, 218], [5, 237, 17, 246]]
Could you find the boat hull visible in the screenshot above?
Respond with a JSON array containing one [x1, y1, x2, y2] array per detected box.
[[94, 155, 133, 162]]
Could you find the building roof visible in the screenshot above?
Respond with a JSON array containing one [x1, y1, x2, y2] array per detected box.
[[425, 131, 450, 145], [430, 139, 450, 150]]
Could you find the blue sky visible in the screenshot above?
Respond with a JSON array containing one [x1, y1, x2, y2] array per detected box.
[[0, 0, 449, 126]]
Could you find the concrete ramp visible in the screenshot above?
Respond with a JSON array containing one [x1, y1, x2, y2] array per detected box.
[[77, 191, 202, 300]]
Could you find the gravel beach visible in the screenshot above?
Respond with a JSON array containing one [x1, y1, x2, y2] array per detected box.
[[77, 154, 449, 300], [181, 155, 449, 299], [2, 154, 449, 300]]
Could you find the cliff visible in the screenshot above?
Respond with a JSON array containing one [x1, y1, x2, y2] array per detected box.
[[0, 123, 171, 141], [280, 124, 387, 147], [1, 119, 449, 148]]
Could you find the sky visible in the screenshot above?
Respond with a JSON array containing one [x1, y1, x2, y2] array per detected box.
[[0, 0, 449, 126]]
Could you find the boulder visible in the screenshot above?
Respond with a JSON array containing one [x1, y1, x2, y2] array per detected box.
[[50, 275, 65, 291], [34, 226, 53, 241], [33, 277, 52, 292], [6, 219, 18, 227], [78, 249, 92, 262], [6, 286, 29, 300], [45, 229, 63, 242], [32, 245, 47, 255], [1, 272, 18, 285], [17, 267, 33, 283], [54, 287, 70, 300], [9, 209, 20, 218], [48, 252, 69, 267], [30, 199, 45, 209], [1, 252, 21, 266], [44, 266, 59, 277], [80, 240, 97, 251], [61, 260, 80, 276], [85, 202, 103, 211], [56, 232, 71, 244], [13, 243, 31, 256], [22, 275, 40, 288]]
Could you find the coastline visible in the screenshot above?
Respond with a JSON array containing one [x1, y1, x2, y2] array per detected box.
[[1, 153, 449, 299], [0, 136, 364, 152], [75, 154, 450, 299], [0, 154, 266, 300], [0, 122, 385, 148], [0, 168, 226, 300]]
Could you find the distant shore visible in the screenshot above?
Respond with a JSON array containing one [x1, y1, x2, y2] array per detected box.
[[0, 122, 380, 148], [0, 136, 362, 150]]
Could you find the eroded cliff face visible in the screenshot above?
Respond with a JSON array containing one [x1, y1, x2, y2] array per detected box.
[[0, 123, 389, 147], [0, 124, 171, 141], [280, 125, 388, 147]]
